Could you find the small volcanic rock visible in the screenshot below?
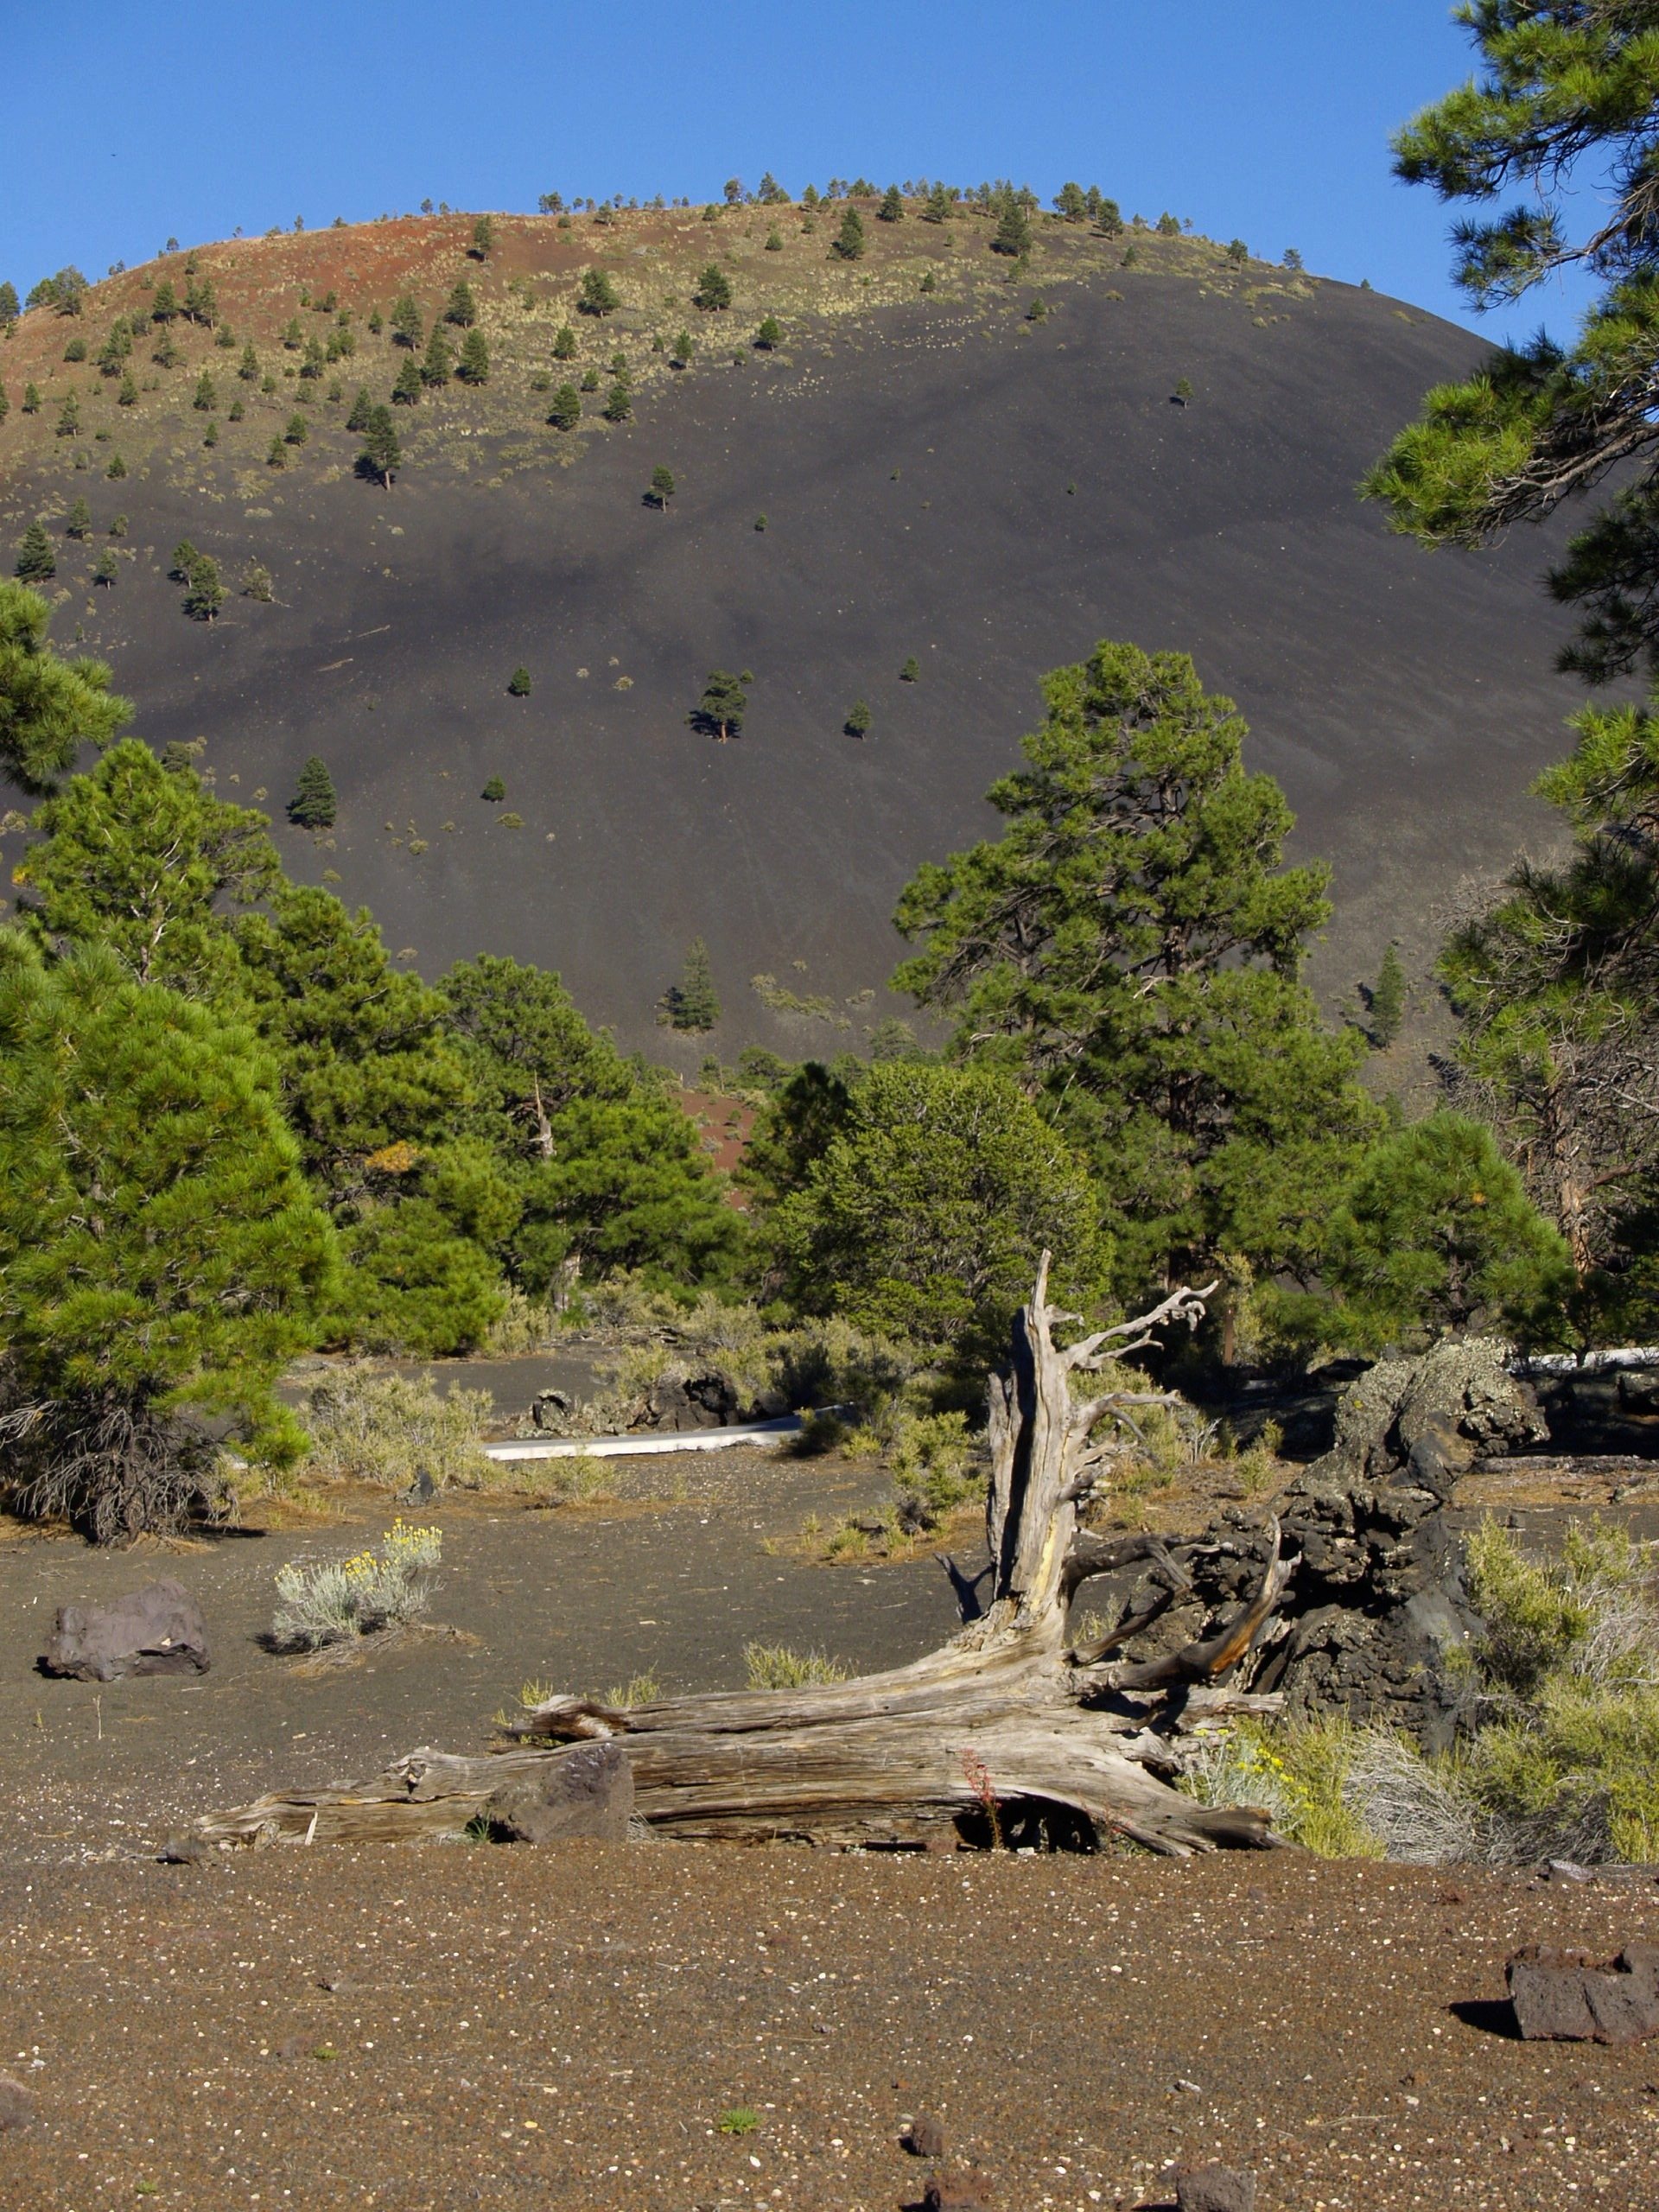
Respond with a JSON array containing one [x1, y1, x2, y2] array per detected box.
[[905, 2113, 947, 2158], [0, 2075, 38, 2133], [923, 2167, 991, 2210], [1175, 2165, 1256, 2212], [1507, 1942, 1659, 2044]]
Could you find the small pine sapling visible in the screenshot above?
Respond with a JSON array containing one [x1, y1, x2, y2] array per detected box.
[[552, 323, 577, 359], [1369, 944, 1406, 1048], [899, 656, 920, 682], [16, 522, 56, 582], [455, 329, 489, 385], [547, 382, 582, 430], [481, 775, 506, 802], [578, 268, 619, 316], [288, 754, 338, 828], [241, 560, 273, 601], [647, 464, 676, 512], [507, 666, 532, 696], [693, 264, 733, 310], [65, 498, 92, 540], [831, 207, 866, 261], [754, 315, 782, 350], [844, 700, 872, 740]]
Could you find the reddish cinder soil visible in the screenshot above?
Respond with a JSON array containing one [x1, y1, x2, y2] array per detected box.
[[1, 1850, 1656, 2210]]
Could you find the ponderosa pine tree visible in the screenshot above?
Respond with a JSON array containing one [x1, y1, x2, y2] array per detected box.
[[470, 213, 495, 259], [22, 382, 41, 414], [769, 1059, 1105, 1357], [443, 279, 478, 327], [0, 937, 339, 1541], [693, 263, 733, 309], [754, 315, 782, 349], [65, 498, 92, 540], [1438, 690, 1659, 1318], [391, 355, 423, 404], [0, 280, 17, 328], [689, 668, 747, 741], [346, 384, 373, 432], [238, 340, 259, 380], [831, 207, 866, 261], [578, 268, 620, 316], [0, 580, 130, 791], [283, 411, 308, 445], [878, 185, 904, 223], [844, 700, 872, 739], [601, 379, 631, 422], [1370, 942, 1406, 1048], [507, 665, 532, 696], [991, 199, 1031, 257], [13, 738, 278, 996], [12, 521, 54, 581], [647, 464, 676, 511], [241, 559, 273, 601], [422, 325, 454, 386], [359, 404, 401, 486], [665, 937, 721, 1030], [456, 328, 489, 384], [92, 550, 118, 589], [892, 642, 1376, 1301], [287, 753, 337, 829], [1364, 3, 1659, 683], [547, 381, 582, 430], [182, 554, 224, 623], [1325, 1112, 1572, 1348], [391, 292, 423, 347], [117, 372, 137, 407], [552, 322, 577, 359]]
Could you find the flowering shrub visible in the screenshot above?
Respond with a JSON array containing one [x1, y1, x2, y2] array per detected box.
[[271, 1520, 442, 1649]]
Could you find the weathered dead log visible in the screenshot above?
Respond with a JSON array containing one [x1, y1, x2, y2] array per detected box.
[[182, 1255, 1295, 1857]]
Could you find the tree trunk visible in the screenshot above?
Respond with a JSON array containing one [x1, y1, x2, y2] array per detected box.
[[181, 1258, 1294, 1859]]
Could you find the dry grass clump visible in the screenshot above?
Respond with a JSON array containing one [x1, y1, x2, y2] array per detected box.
[[743, 1641, 848, 1689], [301, 1369, 495, 1491], [270, 1520, 442, 1650]]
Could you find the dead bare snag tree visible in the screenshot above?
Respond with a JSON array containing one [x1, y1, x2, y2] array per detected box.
[[184, 1257, 1295, 1857]]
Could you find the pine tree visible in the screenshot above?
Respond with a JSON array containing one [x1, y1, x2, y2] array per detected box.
[[299, 335, 325, 381], [182, 554, 225, 622], [346, 385, 373, 432], [878, 184, 904, 223], [693, 263, 733, 309], [831, 207, 866, 261], [844, 700, 872, 739], [117, 372, 137, 407], [0, 578, 130, 787], [287, 753, 337, 829], [391, 292, 423, 348], [65, 498, 92, 540], [754, 314, 782, 349], [391, 356, 423, 404], [666, 938, 721, 1031], [0, 383, 8, 426], [689, 669, 747, 741], [284, 411, 308, 445], [601, 380, 632, 423], [552, 322, 577, 359], [14, 522, 55, 583], [0, 280, 17, 328], [55, 394, 80, 438], [482, 775, 506, 802], [106, 453, 127, 478], [470, 214, 496, 259], [1370, 943, 1406, 1048], [647, 464, 676, 512], [168, 541, 200, 582], [580, 365, 601, 391], [1054, 181, 1089, 222], [92, 550, 118, 588], [765, 227, 783, 251], [893, 641, 1376, 1300], [991, 200, 1031, 257], [899, 656, 920, 682], [422, 326, 454, 386], [456, 329, 489, 385], [0, 937, 338, 1540], [671, 327, 696, 365], [22, 382, 41, 414], [241, 560, 273, 601], [193, 369, 216, 411], [507, 666, 532, 696], [266, 435, 287, 469], [547, 382, 582, 430], [578, 268, 620, 316], [359, 404, 401, 487], [1225, 238, 1249, 268], [924, 183, 952, 224], [151, 278, 179, 321], [442, 280, 478, 327]]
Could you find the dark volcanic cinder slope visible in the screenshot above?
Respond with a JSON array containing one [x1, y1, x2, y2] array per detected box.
[[0, 223, 1583, 1058]]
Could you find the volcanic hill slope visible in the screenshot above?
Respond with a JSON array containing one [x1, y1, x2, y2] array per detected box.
[[0, 202, 1585, 1058]]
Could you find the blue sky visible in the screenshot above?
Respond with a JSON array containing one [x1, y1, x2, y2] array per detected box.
[[2, 2, 1593, 345]]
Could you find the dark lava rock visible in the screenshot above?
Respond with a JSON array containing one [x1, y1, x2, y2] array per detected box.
[[0, 2074, 37, 2133], [905, 2113, 947, 2158], [1175, 2166, 1255, 2212], [923, 2169, 991, 2211], [484, 1741, 633, 1842], [40, 1577, 210, 1682], [1507, 1943, 1659, 2044]]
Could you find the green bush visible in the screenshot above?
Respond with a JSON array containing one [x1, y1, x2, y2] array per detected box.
[[300, 1368, 495, 1490]]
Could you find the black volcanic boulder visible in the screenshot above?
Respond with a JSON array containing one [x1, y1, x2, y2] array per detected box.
[[40, 1578, 210, 1681], [1507, 1944, 1659, 2044]]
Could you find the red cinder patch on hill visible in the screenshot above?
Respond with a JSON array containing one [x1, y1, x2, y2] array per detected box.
[[678, 1090, 756, 1202]]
